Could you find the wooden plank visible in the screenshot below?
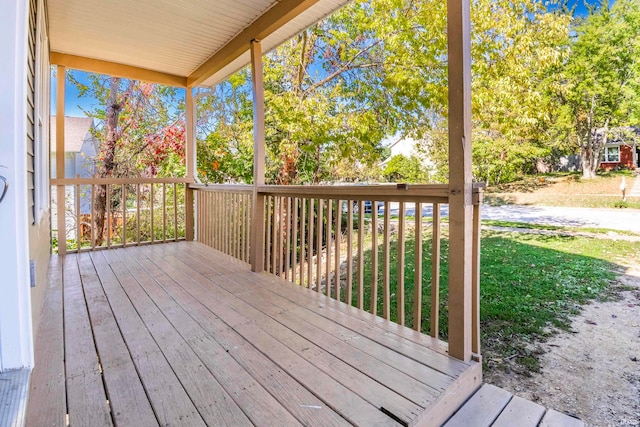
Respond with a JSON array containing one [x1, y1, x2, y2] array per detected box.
[[442, 384, 511, 427], [258, 183, 451, 201], [539, 410, 585, 427], [472, 202, 481, 354], [62, 255, 113, 426], [129, 251, 349, 427], [111, 250, 272, 427], [492, 395, 545, 427], [292, 197, 298, 283], [140, 245, 401, 426], [285, 197, 292, 281], [89, 251, 206, 427], [161, 245, 460, 408], [76, 253, 158, 426], [51, 177, 193, 185], [25, 256, 66, 426]]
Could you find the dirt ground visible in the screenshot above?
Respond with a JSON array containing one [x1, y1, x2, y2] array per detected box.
[[485, 265, 640, 427]]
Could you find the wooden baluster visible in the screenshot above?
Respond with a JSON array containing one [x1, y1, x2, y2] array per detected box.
[[370, 200, 379, 314], [431, 203, 441, 339], [299, 198, 306, 287], [307, 198, 314, 288], [162, 183, 166, 243], [291, 198, 298, 283], [75, 182, 81, 251], [150, 184, 154, 244], [279, 196, 285, 275], [346, 200, 353, 305], [90, 184, 95, 248], [315, 199, 323, 292], [397, 202, 406, 326], [472, 200, 482, 355], [123, 184, 127, 246], [357, 200, 364, 309], [107, 184, 112, 248], [325, 199, 332, 297], [173, 183, 178, 242], [272, 196, 279, 274], [285, 197, 292, 281], [334, 200, 342, 301], [413, 202, 423, 332], [266, 196, 272, 273], [136, 184, 141, 244], [382, 201, 390, 320]]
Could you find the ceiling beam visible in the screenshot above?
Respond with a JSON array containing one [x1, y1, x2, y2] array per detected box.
[[50, 52, 187, 87], [187, 0, 318, 88]]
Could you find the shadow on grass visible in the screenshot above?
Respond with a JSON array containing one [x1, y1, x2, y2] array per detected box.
[[341, 230, 635, 375]]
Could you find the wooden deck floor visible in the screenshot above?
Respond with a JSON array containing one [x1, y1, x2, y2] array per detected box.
[[25, 241, 482, 427]]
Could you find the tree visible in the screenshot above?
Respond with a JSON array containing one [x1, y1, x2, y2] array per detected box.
[[559, 0, 640, 178], [382, 154, 431, 183], [67, 72, 186, 244]]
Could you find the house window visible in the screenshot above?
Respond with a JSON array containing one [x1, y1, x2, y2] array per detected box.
[[602, 146, 620, 163]]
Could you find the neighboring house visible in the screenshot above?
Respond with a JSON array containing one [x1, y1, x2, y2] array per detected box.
[[599, 127, 640, 170], [50, 116, 99, 221], [50, 116, 99, 182]]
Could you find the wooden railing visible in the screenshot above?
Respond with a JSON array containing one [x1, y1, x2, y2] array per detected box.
[[51, 177, 190, 254], [191, 183, 483, 351], [192, 184, 253, 263]]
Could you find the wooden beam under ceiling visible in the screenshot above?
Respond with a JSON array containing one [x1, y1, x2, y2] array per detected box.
[[187, 0, 319, 88], [50, 52, 187, 87]]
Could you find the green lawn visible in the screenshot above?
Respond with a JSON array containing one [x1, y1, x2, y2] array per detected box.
[[343, 229, 639, 375]]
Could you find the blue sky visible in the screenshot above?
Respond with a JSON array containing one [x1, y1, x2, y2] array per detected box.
[[53, 0, 606, 118]]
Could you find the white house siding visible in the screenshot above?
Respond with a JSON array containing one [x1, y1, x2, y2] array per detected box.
[[27, 0, 51, 343]]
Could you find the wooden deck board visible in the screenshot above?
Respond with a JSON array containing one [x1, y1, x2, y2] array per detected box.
[[62, 255, 113, 426], [27, 242, 491, 427], [540, 409, 585, 427], [25, 256, 66, 427], [491, 395, 545, 427], [130, 254, 352, 427], [442, 384, 511, 427]]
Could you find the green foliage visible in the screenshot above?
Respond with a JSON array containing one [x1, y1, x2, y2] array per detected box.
[[382, 154, 431, 183], [558, 0, 640, 178]]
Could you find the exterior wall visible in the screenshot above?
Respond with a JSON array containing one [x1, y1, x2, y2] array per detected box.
[[600, 145, 634, 170], [27, 0, 51, 344]]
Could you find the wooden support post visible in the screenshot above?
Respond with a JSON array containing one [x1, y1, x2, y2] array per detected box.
[[56, 66, 66, 255], [185, 88, 195, 241], [250, 40, 265, 273], [447, 0, 473, 361]]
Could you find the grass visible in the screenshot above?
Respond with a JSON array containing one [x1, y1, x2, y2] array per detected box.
[[484, 171, 640, 209], [342, 229, 640, 376], [482, 219, 640, 237]]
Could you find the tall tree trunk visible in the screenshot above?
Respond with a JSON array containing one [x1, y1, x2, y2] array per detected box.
[[94, 77, 121, 246]]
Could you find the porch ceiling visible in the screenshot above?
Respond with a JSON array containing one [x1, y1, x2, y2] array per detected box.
[[47, 0, 346, 88]]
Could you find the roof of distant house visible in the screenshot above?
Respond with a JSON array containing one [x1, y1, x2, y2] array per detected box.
[[51, 116, 95, 153]]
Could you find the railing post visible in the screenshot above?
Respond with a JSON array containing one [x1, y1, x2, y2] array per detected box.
[[56, 65, 66, 255], [250, 40, 265, 273], [185, 186, 194, 241], [472, 187, 483, 356], [185, 87, 196, 241], [447, 0, 473, 361]]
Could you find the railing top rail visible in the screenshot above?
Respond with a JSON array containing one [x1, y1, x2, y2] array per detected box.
[[52, 177, 193, 185], [257, 183, 461, 203], [190, 183, 253, 193]]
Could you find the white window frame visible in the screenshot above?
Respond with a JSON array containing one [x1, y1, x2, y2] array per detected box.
[[33, 0, 50, 224], [601, 145, 620, 163]]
